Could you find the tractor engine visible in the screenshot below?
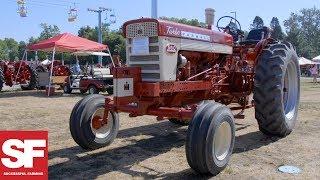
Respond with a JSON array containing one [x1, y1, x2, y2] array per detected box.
[[123, 19, 234, 82]]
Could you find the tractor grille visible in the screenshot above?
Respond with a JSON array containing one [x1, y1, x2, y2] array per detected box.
[[126, 22, 160, 82], [128, 55, 160, 82], [126, 22, 158, 38]]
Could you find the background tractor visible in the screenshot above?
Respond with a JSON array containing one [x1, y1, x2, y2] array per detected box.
[[0, 60, 38, 91], [69, 8, 300, 176]]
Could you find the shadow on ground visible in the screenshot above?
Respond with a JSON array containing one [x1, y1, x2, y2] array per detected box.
[[49, 121, 279, 179]]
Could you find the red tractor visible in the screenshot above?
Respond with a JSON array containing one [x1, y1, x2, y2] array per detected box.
[[35, 60, 70, 76], [0, 60, 38, 91], [69, 9, 300, 176]]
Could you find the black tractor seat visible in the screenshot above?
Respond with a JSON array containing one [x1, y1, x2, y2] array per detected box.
[[240, 27, 270, 45]]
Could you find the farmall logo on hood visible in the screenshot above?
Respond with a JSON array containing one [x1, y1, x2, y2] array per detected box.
[[166, 26, 180, 36]]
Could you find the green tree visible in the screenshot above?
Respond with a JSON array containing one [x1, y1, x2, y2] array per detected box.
[[18, 41, 27, 59], [270, 17, 284, 40], [0, 38, 19, 61], [0, 39, 9, 60], [250, 16, 264, 30], [160, 17, 206, 27], [104, 30, 126, 62], [38, 23, 60, 41], [78, 25, 126, 63], [284, 7, 320, 58]]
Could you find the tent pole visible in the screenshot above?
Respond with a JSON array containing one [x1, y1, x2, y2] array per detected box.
[[108, 49, 115, 67], [62, 53, 64, 65], [14, 50, 27, 85], [48, 47, 56, 96]]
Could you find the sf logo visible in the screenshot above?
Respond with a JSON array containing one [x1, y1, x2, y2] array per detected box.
[[1, 139, 46, 168]]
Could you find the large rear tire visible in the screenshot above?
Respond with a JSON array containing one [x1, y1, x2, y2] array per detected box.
[[21, 66, 38, 90], [0, 68, 4, 91], [70, 95, 119, 150], [186, 101, 235, 175], [254, 42, 300, 137]]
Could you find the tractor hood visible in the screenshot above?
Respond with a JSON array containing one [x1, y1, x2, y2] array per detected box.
[[123, 18, 234, 46]]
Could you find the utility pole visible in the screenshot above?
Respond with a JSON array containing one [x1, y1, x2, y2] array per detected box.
[[88, 7, 112, 66], [151, 0, 158, 19]]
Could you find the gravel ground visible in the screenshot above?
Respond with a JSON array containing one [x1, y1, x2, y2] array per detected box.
[[0, 79, 319, 179]]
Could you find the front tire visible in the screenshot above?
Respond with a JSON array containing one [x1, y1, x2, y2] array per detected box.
[[63, 84, 72, 94], [70, 95, 119, 150], [88, 85, 99, 94], [254, 42, 300, 137], [186, 101, 235, 175]]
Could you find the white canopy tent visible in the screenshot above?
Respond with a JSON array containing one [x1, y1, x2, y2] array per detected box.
[[312, 55, 320, 62], [72, 51, 110, 57], [299, 57, 320, 65]]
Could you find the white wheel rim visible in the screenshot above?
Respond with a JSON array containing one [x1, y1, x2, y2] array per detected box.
[[213, 121, 232, 161], [89, 88, 94, 94], [90, 108, 113, 139], [283, 61, 298, 120]]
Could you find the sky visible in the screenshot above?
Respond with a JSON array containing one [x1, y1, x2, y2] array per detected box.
[[0, 0, 319, 42]]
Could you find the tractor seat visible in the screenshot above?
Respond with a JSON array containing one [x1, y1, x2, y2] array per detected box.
[[240, 27, 270, 45]]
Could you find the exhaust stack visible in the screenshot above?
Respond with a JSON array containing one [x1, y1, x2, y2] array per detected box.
[[205, 8, 215, 30]]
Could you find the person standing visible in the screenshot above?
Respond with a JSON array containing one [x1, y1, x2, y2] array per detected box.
[[310, 65, 318, 83]]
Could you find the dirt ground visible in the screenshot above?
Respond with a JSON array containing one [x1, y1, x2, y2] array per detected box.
[[0, 79, 319, 179]]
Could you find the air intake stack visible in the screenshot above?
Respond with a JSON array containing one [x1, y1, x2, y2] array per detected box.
[[205, 8, 215, 30]]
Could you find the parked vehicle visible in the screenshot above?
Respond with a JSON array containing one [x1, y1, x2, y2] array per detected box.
[[0, 60, 37, 91], [69, 9, 300, 176], [63, 67, 113, 95]]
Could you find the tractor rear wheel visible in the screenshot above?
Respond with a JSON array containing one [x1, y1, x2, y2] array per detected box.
[[69, 95, 119, 150], [0, 68, 4, 91], [21, 66, 38, 90], [186, 101, 235, 175], [254, 42, 300, 137]]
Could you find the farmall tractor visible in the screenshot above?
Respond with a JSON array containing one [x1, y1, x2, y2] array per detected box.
[[0, 60, 38, 91], [35, 60, 71, 76], [69, 9, 300, 175]]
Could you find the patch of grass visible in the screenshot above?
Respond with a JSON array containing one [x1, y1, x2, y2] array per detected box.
[[224, 166, 234, 174]]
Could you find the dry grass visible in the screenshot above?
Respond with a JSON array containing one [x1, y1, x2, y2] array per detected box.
[[0, 79, 319, 179]]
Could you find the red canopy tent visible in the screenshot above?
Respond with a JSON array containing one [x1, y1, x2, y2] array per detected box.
[[26, 33, 111, 96], [27, 33, 108, 52]]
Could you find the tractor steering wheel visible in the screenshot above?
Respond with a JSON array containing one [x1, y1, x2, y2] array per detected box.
[[217, 16, 242, 32]]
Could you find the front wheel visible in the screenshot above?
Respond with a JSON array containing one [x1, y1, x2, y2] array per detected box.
[[63, 84, 72, 94], [186, 101, 235, 175], [88, 85, 99, 94], [69, 95, 119, 150]]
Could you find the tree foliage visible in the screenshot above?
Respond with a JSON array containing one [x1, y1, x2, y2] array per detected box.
[[38, 23, 60, 41], [270, 17, 284, 40], [284, 7, 320, 59], [78, 24, 126, 63], [250, 16, 264, 30], [0, 38, 19, 61]]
